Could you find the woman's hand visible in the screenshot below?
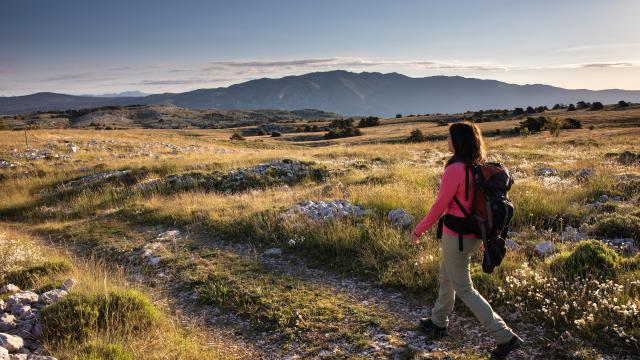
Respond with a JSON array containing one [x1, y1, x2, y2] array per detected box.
[[409, 231, 420, 244]]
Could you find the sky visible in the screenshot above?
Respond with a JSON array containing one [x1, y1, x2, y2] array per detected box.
[[1, 0, 639, 96]]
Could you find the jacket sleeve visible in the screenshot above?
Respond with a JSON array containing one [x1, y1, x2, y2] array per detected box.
[[413, 165, 460, 237]]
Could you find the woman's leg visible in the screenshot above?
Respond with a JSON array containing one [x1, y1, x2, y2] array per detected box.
[[430, 259, 455, 328], [441, 233, 515, 344]]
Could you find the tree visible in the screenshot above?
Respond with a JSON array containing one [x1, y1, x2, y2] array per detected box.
[[576, 101, 590, 109], [526, 106, 536, 114], [513, 107, 524, 115], [617, 100, 629, 108], [395, 114, 403, 118], [552, 104, 561, 110], [590, 102, 604, 111], [567, 104, 576, 111], [271, 131, 282, 137], [358, 116, 380, 128]]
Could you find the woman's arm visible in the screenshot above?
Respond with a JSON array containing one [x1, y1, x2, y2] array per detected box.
[[412, 165, 460, 237]]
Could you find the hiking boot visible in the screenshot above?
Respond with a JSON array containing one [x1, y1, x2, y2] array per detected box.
[[490, 335, 523, 359], [418, 318, 447, 338]]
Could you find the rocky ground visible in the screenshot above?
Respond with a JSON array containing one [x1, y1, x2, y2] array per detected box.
[[0, 280, 75, 360]]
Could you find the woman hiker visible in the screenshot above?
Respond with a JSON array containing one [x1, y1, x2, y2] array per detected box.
[[409, 122, 523, 359]]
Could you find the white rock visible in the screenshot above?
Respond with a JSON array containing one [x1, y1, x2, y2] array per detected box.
[[534, 241, 555, 256], [0, 313, 16, 332], [39, 289, 68, 305], [6, 292, 38, 307], [67, 143, 79, 153], [535, 167, 558, 177], [264, 248, 283, 256], [0, 347, 8, 360], [388, 208, 415, 227], [598, 194, 609, 202], [0, 299, 5, 312], [0, 332, 24, 351], [505, 239, 519, 250], [0, 285, 20, 295], [60, 278, 77, 292], [9, 355, 28, 360]]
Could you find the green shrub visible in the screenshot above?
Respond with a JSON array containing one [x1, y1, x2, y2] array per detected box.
[[4, 260, 72, 289], [592, 213, 640, 239], [41, 290, 159, 343], [75, 342, 133, 360], [550, 240, 621, 279]]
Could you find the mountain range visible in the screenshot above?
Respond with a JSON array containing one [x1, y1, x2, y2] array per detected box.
[[2, 70, 640, 116]]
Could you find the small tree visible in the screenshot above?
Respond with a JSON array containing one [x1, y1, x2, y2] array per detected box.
[[271, 131, 282, 137], [567, 104, 576, 111], [618, 100, 629, 108], [358, 116, 380, 128], [590, 102, 604, 111], [395, 114, 402, 118], [526, 106, 536, 114], [577, 101, 590, 109], [513, 107, 524, 115]]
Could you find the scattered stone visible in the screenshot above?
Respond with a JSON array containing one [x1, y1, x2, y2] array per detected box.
[[601, 238, 637, 255], [264, 248, 283, 257], [0, 300, 4, 312], [574, 168, 596, 181], [0, 314, 16, 332], [0, 347, 8, 360], [63, 170, 131, 188], [0, 161, 20, 169], [535, 167, 558, 177], [387, 208, 415, 227], [282, 200, 367, 223], [0, 285, 19, 295], [616, 151, 640, 165], [221, 159, 327, 192], [67, 143, 79, 153], [6, 292, 38, 308], [38, 290, 68, 305], [561, 225, 584, 242], [60, 278, 77, 292], [0, 332, 24, 352], [534, 241, 555, 256], [506, 239, 519, 250]]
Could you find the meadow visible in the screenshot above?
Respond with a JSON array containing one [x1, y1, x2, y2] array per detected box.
[[1, 105, 639, 359]]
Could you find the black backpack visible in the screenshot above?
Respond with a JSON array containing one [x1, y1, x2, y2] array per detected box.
[[437, 162, 514, 273]]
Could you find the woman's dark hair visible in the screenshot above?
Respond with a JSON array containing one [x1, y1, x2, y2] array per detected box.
[[447, 121, 486, 165]]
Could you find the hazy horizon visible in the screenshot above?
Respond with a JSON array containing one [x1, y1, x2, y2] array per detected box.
[[1, 0, 639, 96]]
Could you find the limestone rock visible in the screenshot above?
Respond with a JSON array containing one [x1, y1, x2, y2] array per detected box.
[[534, 241, 555, 256], [6, 292, 38, 308], [0, 332, 24, 351], [60, 278, 77, 292], [264, 248, 283, 257], [0, 313, 16, 332], [0, 285, 20, 295], [38, 290, 68, 305], [388, 208, 415, 227], [0, 347, 8, 360]]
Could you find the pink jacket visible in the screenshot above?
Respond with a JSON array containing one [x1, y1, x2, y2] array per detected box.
[[413, 162, 475, 238]]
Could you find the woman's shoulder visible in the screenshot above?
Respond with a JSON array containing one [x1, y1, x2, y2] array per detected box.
[[444, 162, 467, 173]]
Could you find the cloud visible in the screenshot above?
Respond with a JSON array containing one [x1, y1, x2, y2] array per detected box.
[[578, 62, 634, 68], [558, 43, 640, 52], [134, 77, 236, 85]]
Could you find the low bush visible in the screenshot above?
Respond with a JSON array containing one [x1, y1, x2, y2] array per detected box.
[[4, 260, 72, 289], [592, 213, 640, 239], [358, 116, 380, 128], [75, 342, 133, 360], [41, 290, 159, 343], [406, 129, 427, 142], [550, 240, 621, 279], [229, 133, 245, 141]]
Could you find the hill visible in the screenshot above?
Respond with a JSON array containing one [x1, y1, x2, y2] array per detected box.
[[3, 71, 640, 116]]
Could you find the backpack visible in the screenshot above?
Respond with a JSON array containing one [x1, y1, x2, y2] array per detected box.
[[437, 162, 514, 274]]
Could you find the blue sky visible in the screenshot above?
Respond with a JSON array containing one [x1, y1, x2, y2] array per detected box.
[[1, 0, 639, 95]]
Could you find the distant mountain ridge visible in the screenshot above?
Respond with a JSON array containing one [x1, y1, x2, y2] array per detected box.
[[2, 70, 640, 116]]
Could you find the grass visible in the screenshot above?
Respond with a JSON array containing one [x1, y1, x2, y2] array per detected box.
[[1, 108, 639, 356]]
